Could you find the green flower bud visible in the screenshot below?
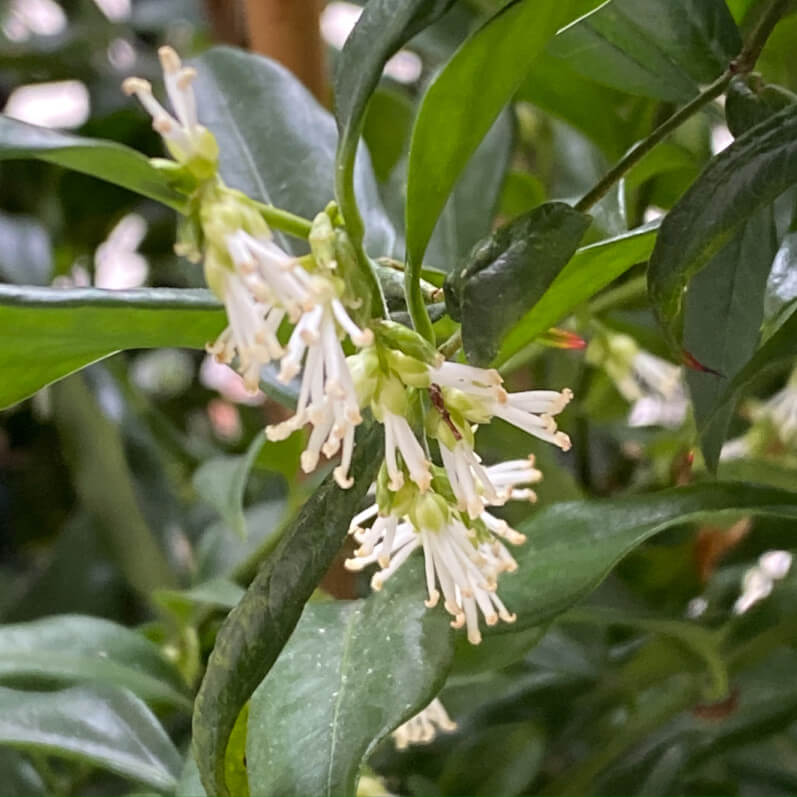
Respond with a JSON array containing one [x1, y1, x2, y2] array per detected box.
[[409, 491, 449, 533], [309, 211, 337, 271], [385, 349, 430, 388], [372, 320, 443, 367]]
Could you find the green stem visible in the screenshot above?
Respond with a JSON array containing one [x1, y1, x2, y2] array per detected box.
[[574, 0, 788, 213], [438, 328, 463, 359], [575, 73, 731, 212], [589, 273, 647, 314], [252, 201, 313, 239], [405, 261, 436, 342]]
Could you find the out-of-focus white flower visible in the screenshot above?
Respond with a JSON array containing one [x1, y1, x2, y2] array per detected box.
[[4, 80, 90, 129], [2, 0, 66, 41], [734, 549, 792, 614], [94, 213, 148, 289], [750, 369, 797, 448], [392, 698, 456, 750], [199, 355, 264, 406], [587, 332, 688, 429]]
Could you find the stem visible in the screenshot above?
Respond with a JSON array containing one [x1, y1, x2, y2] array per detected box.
[[252, 201, 313, 239], [438, 328, 463, 359], [405, 260, 436, 342], [589, 273, 647, 314], [574, 0, 788, 213], [575, 74, 730, 212]]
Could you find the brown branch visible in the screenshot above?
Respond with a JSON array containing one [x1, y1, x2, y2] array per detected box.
[[243, 0, 328, 105]]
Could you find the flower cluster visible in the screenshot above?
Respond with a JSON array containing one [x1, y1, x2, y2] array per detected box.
[[124, 50, 574, 645]]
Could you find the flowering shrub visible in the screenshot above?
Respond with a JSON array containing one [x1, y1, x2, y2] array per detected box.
[[0, 1, 796, 795]]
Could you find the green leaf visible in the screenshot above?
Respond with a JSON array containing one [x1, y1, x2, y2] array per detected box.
[[648, 104, 797, 345], [362, 87, 414, 183], [0, 115, 186, 210], [154, 579, 246, 620], [0, 749, 46, 797], [0, 615, 190, 710], [425, 109, 514, 272], [445, 202, 590, 365], [0, 285, 223, 409], [764, 230, 797, 332], [439, 721, 545, 796], [334, 0, 455, 250], [496, 223, 659, 365], [684, 207, 777, 471], [498, 483, 797, 633], [0, 212, 52, 286], [194, 46, 396, 257], [246, 558, 454, 797], [0, 685, 182, 793], [52, 375, 177, 598], [406, 0, 587, 282], [550, 0, 741, 102], [725, 75, 795, 137], [192, 422, 384, 797], [192, 434, 266, 540], [705, 309, 797, 433]]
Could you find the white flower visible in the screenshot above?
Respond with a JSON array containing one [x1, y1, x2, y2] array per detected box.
[[734, 549, 792, 614], [382, 410, 432, 492], [122, 46, 214, 166], [261, 275, 372, 490], [750, 369, 797, 448], [433, 360, 573, 451], [94, 213, 148, 289], [440, 442, 541, 519], [392, 698, 457, 750], [346, 479, 527, 645]]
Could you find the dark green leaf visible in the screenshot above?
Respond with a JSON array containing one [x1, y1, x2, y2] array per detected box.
[[0, 115, 185, 210], [0, 285, 223, 409], [684, 207, 777, 471], [0, 212, 52, 286], [706, 309, 797, 432], [648, 104, 797, 344], [406, 0, 588, 278], [334, 0, 454, 248], [550, 0, 741, 102], [445, 202, 590, 365], [0, 615, 190, 710], [154, 579, 246, 620], [439, 721, 545, 796], [192, 434, 265, 540], [192, 423, 384, 797], [498, 483, 797, 633], [425, 110, 514, 272], [496, 223, 658, 365], [0, 685, 182, 792], [246, 558, 454, 797], [194, 47, 396, 257], [725, 75, 795, 137], [0, 749, 46, 797]]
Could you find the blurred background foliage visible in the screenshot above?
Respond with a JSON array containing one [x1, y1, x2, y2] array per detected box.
[[0, 0, 796, 795]]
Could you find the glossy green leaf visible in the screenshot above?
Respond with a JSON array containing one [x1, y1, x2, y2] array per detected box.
[[406, 0, 587, 279], [496, 223, 658, 365], [498, 483, 797, 633], [362, 87, 414, 183], [246, 558, 454, 797], [0, 685, 182, 792], [0, 115, 186, 210], [0, 285, 223, 409], [0, 212, 52, 286], [425, 109, 514, 272], [334, 0, 454, 250], [154, 579, 246, 621], [684, 207, 777, 471], [550, 0, 741, 102], [445, 202, 590, 365], [0, 615, 190, 710], [192, 423, 384, 797], [194, 46, 396, 257], [706, 309, 797, 432], [648, 104, 797, 344], [192, 434, 265, 540]]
